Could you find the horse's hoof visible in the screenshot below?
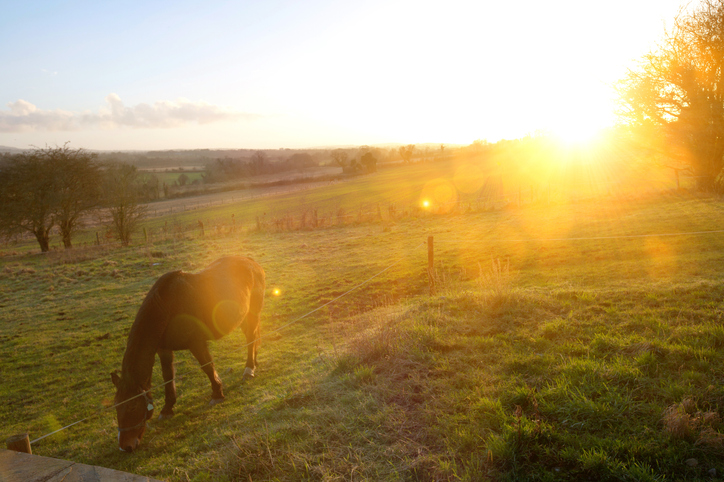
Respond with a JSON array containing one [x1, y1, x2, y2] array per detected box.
[[243, 367, 255, 380], [158, 413, 174, 421], [209, 397, 225, 406]]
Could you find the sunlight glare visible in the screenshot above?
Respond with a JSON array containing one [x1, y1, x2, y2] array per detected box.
[[549, 120, 603, 147], [543, 84, 616, 148]]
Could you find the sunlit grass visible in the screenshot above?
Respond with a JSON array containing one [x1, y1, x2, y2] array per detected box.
[[2, 157, 724, 480]]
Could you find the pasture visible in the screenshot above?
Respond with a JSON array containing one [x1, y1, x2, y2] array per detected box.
[[2, 157, 724, 480]]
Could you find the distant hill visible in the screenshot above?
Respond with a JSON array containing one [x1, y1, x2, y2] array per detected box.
[[0, 146, 26, 154]]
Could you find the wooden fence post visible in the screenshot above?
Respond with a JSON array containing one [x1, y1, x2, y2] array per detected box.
[[6, 433, 31, 454], [427, 236, 435, 296]]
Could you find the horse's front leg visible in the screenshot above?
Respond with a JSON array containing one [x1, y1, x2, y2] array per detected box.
[[158, 349, 176, 419], [189, 341, 224, 405]]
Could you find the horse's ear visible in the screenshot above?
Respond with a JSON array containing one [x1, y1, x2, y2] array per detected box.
[[110, 371, 121, 388]]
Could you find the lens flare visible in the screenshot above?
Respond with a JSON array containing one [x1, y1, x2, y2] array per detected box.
[[213, 299, 242, 335], [421, 179, 458, 213], [273, 288, 281, 296]]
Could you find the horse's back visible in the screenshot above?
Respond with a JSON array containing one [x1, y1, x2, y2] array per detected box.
[[153, 256, 264, 347], [198, 256, 265, 293]]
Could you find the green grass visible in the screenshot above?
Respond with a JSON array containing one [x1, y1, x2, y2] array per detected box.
[[2, 160, 724, 480], [143, 170, 205, 186]]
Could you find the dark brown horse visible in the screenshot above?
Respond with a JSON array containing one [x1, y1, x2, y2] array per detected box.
[[110, 256, 265, 452]]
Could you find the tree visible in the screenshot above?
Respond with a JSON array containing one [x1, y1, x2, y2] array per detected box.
[[0, 153, 57, 251], [50, 145, 102, 248], [399, 144, 415, 163], [251, 151, 267, 175], [617, 0, 724, 191], [178, 173, 189, 186], [0, 144, 101, 251], [360, 152, 378, 173], [330, 149, 348, 167], [103, 163, 146, 247], [286, 153, 316, 169], [142, 174, 161, 200]]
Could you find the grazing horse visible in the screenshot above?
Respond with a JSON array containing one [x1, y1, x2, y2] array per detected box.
[[110, 256, 265, 452]]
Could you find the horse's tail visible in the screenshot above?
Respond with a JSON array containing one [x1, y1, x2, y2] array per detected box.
[[245, 262, 265, 360]]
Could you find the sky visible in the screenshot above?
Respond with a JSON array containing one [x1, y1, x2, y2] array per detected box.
[[0, 0, 686, 151]]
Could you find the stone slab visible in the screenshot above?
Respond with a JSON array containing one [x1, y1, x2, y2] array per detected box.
[[0, 449, 163, 482]]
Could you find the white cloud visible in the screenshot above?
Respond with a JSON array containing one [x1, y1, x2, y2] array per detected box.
[[0, 94, 256, 132]]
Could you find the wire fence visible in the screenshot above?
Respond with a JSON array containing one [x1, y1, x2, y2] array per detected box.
[[24, 240, 427, 446], [19, 221, 724, 445], [9, 171, 724, 449]]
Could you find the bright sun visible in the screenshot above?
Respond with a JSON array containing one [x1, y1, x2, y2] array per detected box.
[[544, 89, 615, 146]]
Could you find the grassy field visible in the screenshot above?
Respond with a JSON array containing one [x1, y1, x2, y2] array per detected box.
[[2, 158, 724, 481]]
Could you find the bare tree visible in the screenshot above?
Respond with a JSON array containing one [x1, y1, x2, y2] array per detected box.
[[0, 144, 101, 251], [251, 151, 267, 175], [399, 144, 415, 163], [618, 0, 724, 191], [50, 145, 102, 248], [330, 149, 348, 168], [103, 163, 146, 246], [0, 153, 57, 251]]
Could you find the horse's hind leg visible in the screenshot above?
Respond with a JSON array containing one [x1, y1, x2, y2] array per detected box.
[[243, 284, 264, 380], [242, 310, 260, 380], [158, 349, 176, 419], [189, 341, 224, 405]]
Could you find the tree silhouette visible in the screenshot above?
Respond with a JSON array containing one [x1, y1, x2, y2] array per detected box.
[[0, 144, 101, 251], [103, 163, 146, 246], [51, 145, 102, 248], [618, 0, 724, 191], [0, 153, 56, 251], [251, 151, 267, 175], [330, 149, 348, 168], [399, 144, 415, 163], [360, 152, 377, 173]]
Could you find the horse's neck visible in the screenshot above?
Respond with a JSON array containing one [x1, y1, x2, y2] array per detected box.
[[121, 309, 160, 389]]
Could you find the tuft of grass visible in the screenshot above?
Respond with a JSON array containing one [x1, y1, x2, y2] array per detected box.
[[477, 257, 513, 301]]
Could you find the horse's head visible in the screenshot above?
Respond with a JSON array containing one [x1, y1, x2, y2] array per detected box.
[[110, 371, 154, 452]]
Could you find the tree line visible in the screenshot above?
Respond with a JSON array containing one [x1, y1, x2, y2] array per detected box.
[[203, 151, 319, 183], [0, 144, 146, 252]]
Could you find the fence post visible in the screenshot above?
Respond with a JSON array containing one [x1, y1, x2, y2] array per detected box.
[[427, 236, 435, 296], [6, 433, 31, 454]]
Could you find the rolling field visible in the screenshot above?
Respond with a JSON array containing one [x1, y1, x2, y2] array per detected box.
[[2, 159, 724, 480]]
